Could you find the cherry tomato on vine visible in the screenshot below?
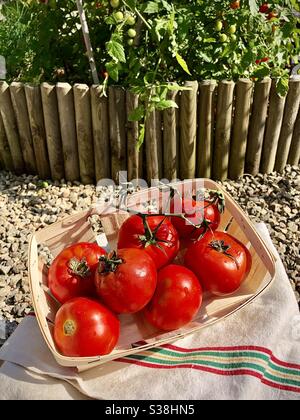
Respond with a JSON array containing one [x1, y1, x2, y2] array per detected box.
[[54, 297, 120, 357], [114, 11, 124, 22], [215, 20, 223, 32], [127, 39, 134, 46], [110, 0, 120, 8], [185, 231, 252, 295], [126, 15, 136, 26], [268, 11, 278, 20], [48, 242, 106, 304], [259, 3, 270, 14], [95, 248, 157, 314], [117, 214, 179, 269], [128, 28, 137, 38], [219, 33, 228, 43], [231, 34, 237, 42], [230, 1, 240, 10], [228, 24, 237, 34], [143, 264, 202, 331]]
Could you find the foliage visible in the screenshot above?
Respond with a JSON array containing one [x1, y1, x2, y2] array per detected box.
[[0, 0, 299, 143]]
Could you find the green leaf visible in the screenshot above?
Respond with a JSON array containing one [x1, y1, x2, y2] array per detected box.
[[106, 40, 126, 63], [106, 61, 119, 82], [128, 105, 145, 121], [276, 76, 289, 97], [137, 124, 145, 149], [155, 99, 179, 110], [176, 53, 191, 76], [248, 0, 258, 15], [144, 1, 160, 14], [252, 66, 270, 78]]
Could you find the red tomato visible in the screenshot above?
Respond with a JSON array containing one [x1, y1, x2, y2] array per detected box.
[[230, 1, 240, 9], [95, 248, 157, 314], [48, 242, 106, 304], [144, 264, 202, 331], [170, 196, 221, 241], [117, 215, 179, 269], [259, 3, 269, 14], [267, 11, 278, 20], [54, 297, 120, 357], [185, 231, 252, 295]]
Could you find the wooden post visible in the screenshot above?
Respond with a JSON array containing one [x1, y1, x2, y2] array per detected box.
[[145, 110, 160, 182], [156, 110, 163, 179], [108, 86, 127, 183], [245, 77, 271, 175], [73, 84, 95, 184], [275, 76, 300, 172], [10, 82, 37, 173], [126, 91, 141, 181], [56, 83, 80, 182], [90, 85, 110, 182], [197, 80, 216, 178], [25, 84, 51, 179], [229, 79, 253, 179], [163, 90, 178, 181], [0, 112, 14, 171], [180, 81, 198, 179], [212, 80, 235, 181], [0, 82, 24, 173], [260, 81, 287, 174], [40, 83, 65, 181], [288, 108, 300, 166]]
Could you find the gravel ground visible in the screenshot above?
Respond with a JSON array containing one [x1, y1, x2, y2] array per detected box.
[[0, 165, 299, 344]]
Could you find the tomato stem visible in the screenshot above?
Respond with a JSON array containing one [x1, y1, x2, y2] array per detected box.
[[209, 240, 240, 269], [98, 251, 123, 273], [68, 258, 91, 278]]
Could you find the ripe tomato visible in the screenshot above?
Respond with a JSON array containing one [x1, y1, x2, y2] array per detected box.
[[54, 297, 120, 357], [170, 190, 224, 241], [95, 248, 157, 314], [230, 1, 240, 9], [259, 3, 269, 14], [118, 215, 179, 269], [48, 242, 106, 304], [268, 11, 278, 20], [185, 231, 252, 295], [144, 265, 202, 331]]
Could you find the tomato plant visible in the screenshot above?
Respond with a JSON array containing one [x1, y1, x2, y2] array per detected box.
[[117, 214, 180, 269], [144, 264, 202, 331], [185, 231, 252, 295], [48, 242, 106, 304], [54, 297, 120, 357], [95, 248, 157, 314]]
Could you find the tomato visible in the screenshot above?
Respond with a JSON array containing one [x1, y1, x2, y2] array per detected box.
[[185, 231, 252, 295], [228, 24, 237, 34], [128, 28, 137, 38], [126, 15, 136, 26], [110, 0, 120, 8], [268, 11, 278, 20], [259, 3, 269, 14], [118, 215, 179, 269], [170, 191, 223, 241], [127, 39, 134, 46], [95, 248, 157, 314], [219, 33, 228, 43], [48, 242, 106, 304], [144, 265, 202, 331], [215, 20, 223, 32], [231, 34, 237, 42], [114, 11, 124, 22], [54, 297, 120, 357], [230, 1, 240, 9]]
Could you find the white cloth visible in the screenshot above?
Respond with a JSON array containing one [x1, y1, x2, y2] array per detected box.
[[0, 223, 299, 400]]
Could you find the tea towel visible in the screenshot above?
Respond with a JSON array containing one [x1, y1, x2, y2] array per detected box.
[[0, 223, 299, 400]]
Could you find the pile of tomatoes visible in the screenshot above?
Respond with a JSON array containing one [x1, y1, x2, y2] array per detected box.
[[49, 189, 252, 358]]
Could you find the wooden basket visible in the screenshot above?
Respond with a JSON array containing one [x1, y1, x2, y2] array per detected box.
[[28, 179, 276, 371]]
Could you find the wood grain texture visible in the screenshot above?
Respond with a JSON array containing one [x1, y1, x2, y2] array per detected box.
[[40, 83, 64, 180], [126, 91, 142, 181], [180, 81, 198, 179], [197, 80, 216, 178], [288, 107, 300, 166], [0, 82, 24, 173], [245, 78, 271, 175], [56, 83, 80, 181], [90, 85, 110, 182], [213, 80, 235, 181], [229, 79, 253, 179], [10, 82, 36, 173], [163, 90, 178, 181], [145, 110, 160, 182], [73, 84, 95, 184], [0, 112, 14, 171], [275, 77, 300, 172], [25, 84, 51, 179], [260, 80, 286, 174], [108, 86, 127, 183]]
